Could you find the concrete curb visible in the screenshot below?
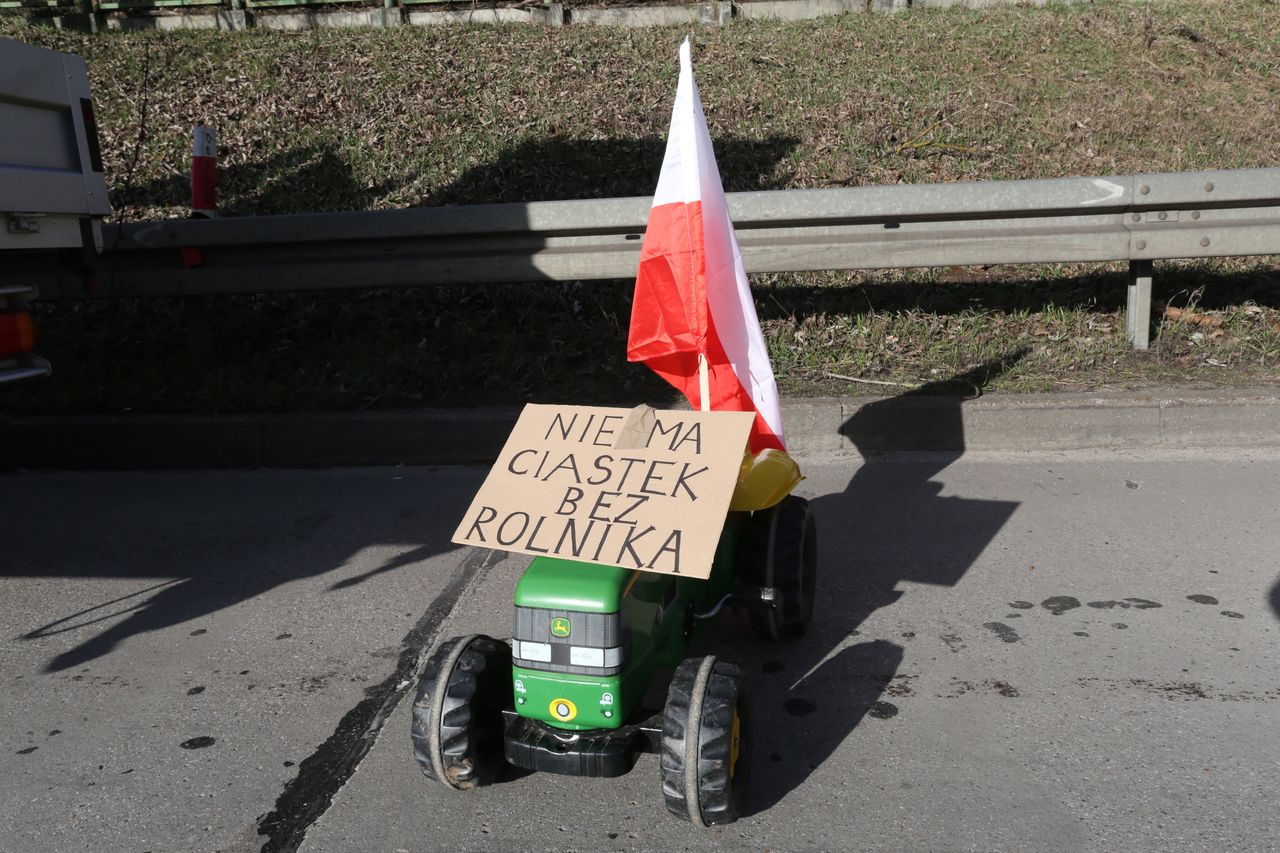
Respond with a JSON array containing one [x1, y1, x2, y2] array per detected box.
[[2, 388, 1277, 470], [782, 388, 1280, 456]]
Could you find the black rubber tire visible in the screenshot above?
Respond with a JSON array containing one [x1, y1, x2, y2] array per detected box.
[[410, 634, 511, 790], [744, 494, 818, 641], [660, 656, 750, 827]]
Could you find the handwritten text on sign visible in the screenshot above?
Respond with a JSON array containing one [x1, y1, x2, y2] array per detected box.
[[452, 404, 753, 579]]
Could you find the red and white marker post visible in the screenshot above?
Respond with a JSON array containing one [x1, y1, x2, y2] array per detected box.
[[182, 125, 216, 268], [191, 125, 217, 218]]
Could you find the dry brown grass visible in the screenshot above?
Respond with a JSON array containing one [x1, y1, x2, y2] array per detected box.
[[5, 2, 1277, 219]]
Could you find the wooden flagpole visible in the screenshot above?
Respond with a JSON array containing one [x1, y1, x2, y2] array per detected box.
[[698, 352, 711, 412]]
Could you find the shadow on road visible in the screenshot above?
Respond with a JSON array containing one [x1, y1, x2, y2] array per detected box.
[[1269, 577, 1280, 623], [11, 473, 478, 673], [730, 351, 1026, 815]]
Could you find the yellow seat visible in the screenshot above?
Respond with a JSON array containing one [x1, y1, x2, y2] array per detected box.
[[729, 448, 803, 512]]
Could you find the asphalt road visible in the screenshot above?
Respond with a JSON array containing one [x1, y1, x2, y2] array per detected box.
[[2, 449, 1279, 852]]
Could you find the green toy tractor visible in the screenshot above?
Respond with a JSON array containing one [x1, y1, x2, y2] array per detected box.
[[410, 492, 817, 826]]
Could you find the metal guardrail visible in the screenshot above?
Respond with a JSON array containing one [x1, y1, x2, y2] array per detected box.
[[7, 167, 1280, 349]]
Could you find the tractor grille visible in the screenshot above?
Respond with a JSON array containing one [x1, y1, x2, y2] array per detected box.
[[512, 606, 625, 676]]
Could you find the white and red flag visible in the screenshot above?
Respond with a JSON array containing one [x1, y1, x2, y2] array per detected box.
[[627, 39, 785, 453]]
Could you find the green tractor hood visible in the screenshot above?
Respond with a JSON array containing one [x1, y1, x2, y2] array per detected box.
[[514, 557, 632, 613]]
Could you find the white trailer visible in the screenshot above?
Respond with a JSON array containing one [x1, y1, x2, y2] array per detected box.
[[0, 36, 109, 382]]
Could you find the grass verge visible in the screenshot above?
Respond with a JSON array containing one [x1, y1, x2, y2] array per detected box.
[[1, 1, 1278, 416]]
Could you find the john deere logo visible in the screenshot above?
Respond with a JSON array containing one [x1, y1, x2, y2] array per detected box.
[[551, 617, 571, 638]]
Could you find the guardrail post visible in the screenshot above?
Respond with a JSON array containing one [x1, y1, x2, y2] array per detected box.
[[1127, 259, 1153, 350], [79, 0, 101, 33], [379, 0, 404, 25], [531, 3, 565, 26], [223, 0, 251, 30]]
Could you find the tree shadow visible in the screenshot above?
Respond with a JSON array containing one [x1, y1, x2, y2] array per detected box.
[[10, 472, 480, 673], [116, 134, 797, 217], [422, 134, 799, 206], [326, 543, 437, 592], [12, 132, 800, 670], [115, 145, 410, 219], [757, 266, 1280, 323], [15, 133, 799, 413], [401, 134, 796, 407]]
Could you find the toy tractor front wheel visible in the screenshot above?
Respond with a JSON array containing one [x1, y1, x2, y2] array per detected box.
[[410, 634, 511, 790], [745, 495, 818, 640], [660, 656, 750, 826]]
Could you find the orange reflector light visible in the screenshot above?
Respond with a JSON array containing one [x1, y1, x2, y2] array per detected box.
[[0, 311, 37, 358]]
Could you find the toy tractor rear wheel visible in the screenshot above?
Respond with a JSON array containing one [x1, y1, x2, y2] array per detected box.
[[410, 634, 511, 790], [660, 656, 750, 826], [745, 494, 818, 640]]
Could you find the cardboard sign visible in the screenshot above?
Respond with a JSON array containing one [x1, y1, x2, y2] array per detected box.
[[452, 404, 754, 579]]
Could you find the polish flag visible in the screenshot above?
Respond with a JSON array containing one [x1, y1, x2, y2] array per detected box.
[[626, 38, 785, 453]]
